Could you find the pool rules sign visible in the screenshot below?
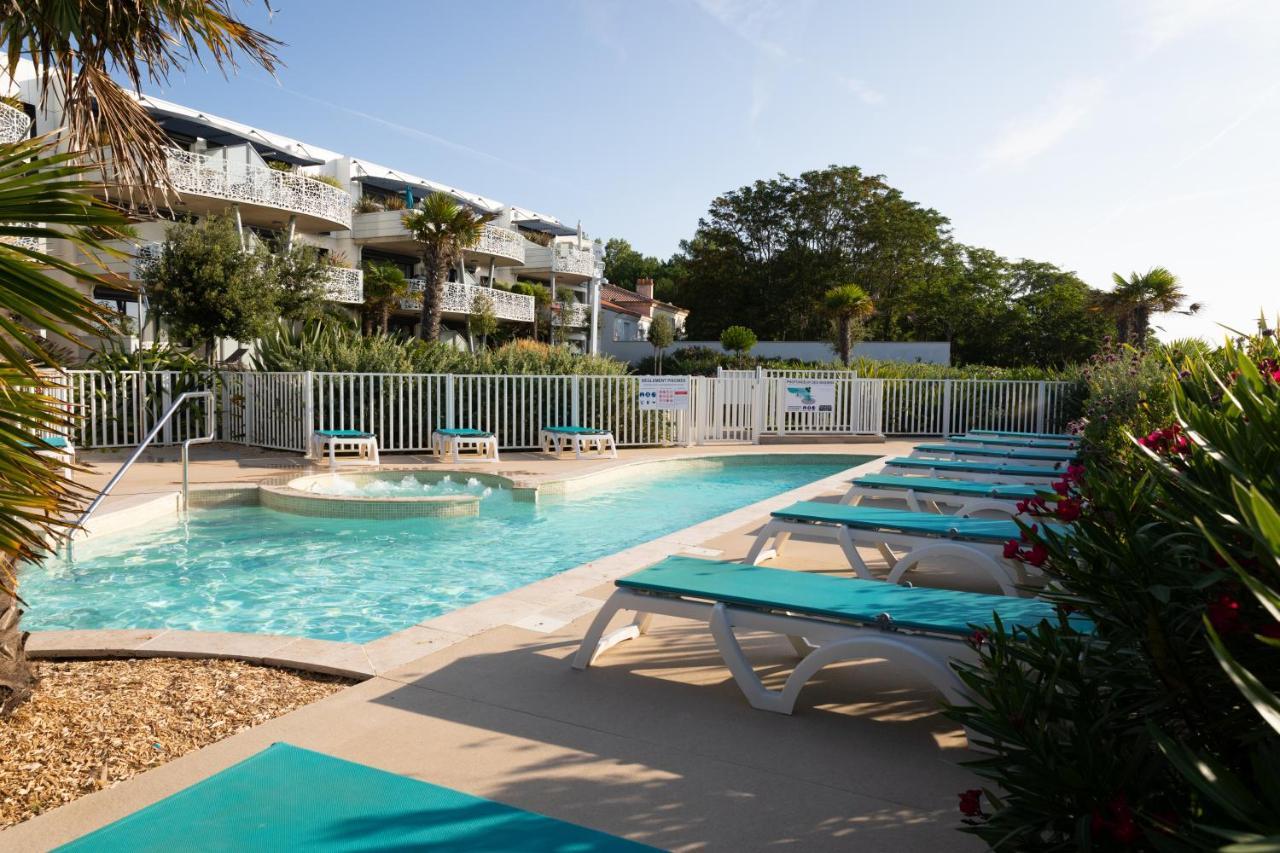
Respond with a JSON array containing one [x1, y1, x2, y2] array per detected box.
[[782, 380, 836, 413], [637, 376, 691, 410]]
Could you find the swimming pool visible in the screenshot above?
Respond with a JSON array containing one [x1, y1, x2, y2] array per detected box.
[[23, 455, 870, 643]]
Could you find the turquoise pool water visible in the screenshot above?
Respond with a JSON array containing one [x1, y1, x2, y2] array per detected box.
[[23, 455, 869, 643]]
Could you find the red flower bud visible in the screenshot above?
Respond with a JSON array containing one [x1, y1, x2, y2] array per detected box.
[[967, 629, 989, 649], [958, 788, 984, 817], [1208, 593, 1243, 635], [1023, 543, 1049, 567], [1003, 540, 1021, 559]]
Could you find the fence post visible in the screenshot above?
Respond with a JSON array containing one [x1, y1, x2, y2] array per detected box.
[[752, 375, 765, 444], [445, 374, 456, 429], [160, 372, 173, 445], [1035, 381, 1047, 433], [302, 371, 315, 449], [571, 375, 581, 425], [941, 379, 953, 438]]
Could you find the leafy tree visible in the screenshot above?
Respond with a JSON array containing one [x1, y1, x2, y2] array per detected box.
[[719, 325, 757, 357], [401, 193, 486, 342], [361, 261, 410, 335], [1100, 266, 1200, 345], [467, 289, 498, 351], [647, 314, 675, 374], [822, 284, 874, 365], [268, 243, 328, 322], [511, 280, 551, 341], [143, 214, 279, 359]]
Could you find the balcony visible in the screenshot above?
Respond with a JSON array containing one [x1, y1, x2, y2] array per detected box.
[[0, 102, 30, 144], [401, 279, 535, 323], [321, 267, 363, 304], [353, 214, 524, 265], [555, 302, 591, 327], [162, 148, 352, 231], [520, 241, 598, 281]]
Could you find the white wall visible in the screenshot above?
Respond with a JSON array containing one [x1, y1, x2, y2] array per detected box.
[[600, 339, 951, 366]]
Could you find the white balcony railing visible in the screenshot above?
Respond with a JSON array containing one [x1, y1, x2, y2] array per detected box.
[[471, 224, 525, 264], [556, 303, 591, 327], [164, 149, 352, 229], [551, 244, 597, 277], [322, 267, 363, 303], [0, 102, 30, 144], [402, 279, 535, 322]]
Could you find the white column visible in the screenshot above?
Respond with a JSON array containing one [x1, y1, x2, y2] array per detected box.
[[588, 277, 600, 355]]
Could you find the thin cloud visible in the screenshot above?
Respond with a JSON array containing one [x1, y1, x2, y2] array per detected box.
[[983, 77, 1105, 169]]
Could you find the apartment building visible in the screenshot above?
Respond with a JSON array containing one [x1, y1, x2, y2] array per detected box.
[[3, 62, 604, 357]]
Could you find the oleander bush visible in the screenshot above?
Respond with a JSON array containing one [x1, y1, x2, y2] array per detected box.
[[946, 326, 1280, 851]]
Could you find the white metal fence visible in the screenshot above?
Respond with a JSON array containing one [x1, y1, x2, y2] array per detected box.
[[52, 370, 1077, 451]]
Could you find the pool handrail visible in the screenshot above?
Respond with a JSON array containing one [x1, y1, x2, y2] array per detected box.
[[65, 390, 215, 558]]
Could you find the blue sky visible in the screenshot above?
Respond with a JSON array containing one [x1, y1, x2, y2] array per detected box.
[[152, 0, 1280, 340]]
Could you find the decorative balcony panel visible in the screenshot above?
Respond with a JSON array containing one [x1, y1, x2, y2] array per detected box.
[[165, 149, 352, 230], [551, 244, 597, 278], [322, 267, 363, 304], [0, 234, 45, 254], [470, 224, 525, 264], [0, 102, 31, 144], [556, 303, 591, 327], [402, 279, 535, 322]]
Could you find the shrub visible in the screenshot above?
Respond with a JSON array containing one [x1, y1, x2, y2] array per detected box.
[[946, 327, 1280, 851], [719, 325, 757, 357], [307, 173, 346, 190]]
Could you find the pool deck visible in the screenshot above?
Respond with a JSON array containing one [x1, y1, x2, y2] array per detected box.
[[6, 440, 987, 851]]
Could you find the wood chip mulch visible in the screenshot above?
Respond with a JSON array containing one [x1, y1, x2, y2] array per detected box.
[[0, 657, 353, 829]]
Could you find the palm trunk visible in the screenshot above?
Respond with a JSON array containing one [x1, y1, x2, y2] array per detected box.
[[417, 251, 447, 342], [0, 593, 34, 717], [838, 318, 852, 366], [380, 304, 390, 334]]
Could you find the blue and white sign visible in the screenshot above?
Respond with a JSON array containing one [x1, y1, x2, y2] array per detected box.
[[783, 380, 836, 413], [638, 376, 691, 411]]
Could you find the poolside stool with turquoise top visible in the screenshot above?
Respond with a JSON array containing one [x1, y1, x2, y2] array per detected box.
[[309, 429, 379, 469], [573, 556, 1091, 743], [841, 473, 1047, 518], [21, 434, 76, 478], [948, 433, 1078, 449], [746, 501, 1069, 596], [970, 429, 1076, 441], [431, 427, 499, 463], [540, 425, 618, 459], [881, 456, 1065, 485]]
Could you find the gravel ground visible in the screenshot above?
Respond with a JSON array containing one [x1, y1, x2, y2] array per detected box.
[[0, 658, 353, 828]]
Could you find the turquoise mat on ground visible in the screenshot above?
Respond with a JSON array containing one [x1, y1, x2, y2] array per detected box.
[[772, 501, 1067, 543], [886, 457, 1061, 478], [948, 435, 1076, 447], [57, 743, 652, 852], [970, 429, 1073, 440], [315, 429, 373, 438], [853, 474, 1043, 500], [435, 428, 492, 437], [617, 557, 1091, 636], [915, 443, 1077, 462]]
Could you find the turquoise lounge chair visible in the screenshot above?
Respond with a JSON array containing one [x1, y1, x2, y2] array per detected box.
[[970, 429, 1075, 441], [431, 427, 499, 463], [21, 434, 76, 477], [573, 557, 1089, 739], [911, 443, 1077, 467], [309, 429, 379, 468], [949, 434, 1078, 449], [540, 425, 617, 459], [881, 456, 1065, 484], [746, 501, 1067, 595], [58, 743, 649, 852], [841, 473, 1047, 517]]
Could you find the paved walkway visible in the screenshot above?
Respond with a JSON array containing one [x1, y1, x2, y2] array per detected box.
[[6, 441, 985, 851]]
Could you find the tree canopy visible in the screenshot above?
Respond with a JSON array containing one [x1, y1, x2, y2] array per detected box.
[[606, 165, 1115, 367]]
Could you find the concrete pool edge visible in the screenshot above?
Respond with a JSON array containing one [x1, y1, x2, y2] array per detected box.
[[26, 452, 886, 680]]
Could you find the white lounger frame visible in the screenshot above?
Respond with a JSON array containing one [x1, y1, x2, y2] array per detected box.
[[308, 432, 380, 469], [880, 461, 1062, 485], [840, 483, 1023, 519], [909, 447, 1069, 469], [431, 431, 499, 464], [572, 588, 977, 729], [36, 439, 76, 479], [540, 429, 618, 459], [745, 518, 1035, 597]]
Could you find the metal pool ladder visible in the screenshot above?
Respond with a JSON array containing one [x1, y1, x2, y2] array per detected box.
[[65, 390, 215, 559]]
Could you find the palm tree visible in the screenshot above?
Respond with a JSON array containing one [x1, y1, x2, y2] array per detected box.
[[822, 284, 875, 366], [401, 193, 487, 342], [4, 1, 281, 193], [1103, 267, 1200, 345], [361, 261, 411, 334], [0, 1, 281, 715]]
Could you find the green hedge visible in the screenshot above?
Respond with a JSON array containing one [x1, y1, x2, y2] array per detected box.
[[637, 346, 1081, 380]]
